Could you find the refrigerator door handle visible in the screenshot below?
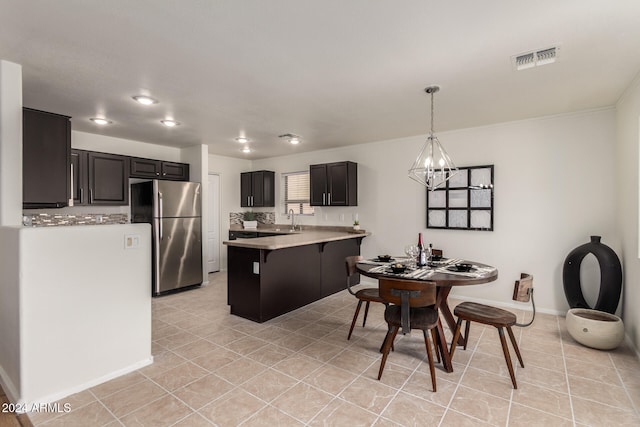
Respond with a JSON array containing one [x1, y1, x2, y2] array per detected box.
[[152, 220, 161, 295], [158, 191, 164, 239]]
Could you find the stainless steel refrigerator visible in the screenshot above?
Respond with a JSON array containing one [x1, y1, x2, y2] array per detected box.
[[131, 180, 203, 296]]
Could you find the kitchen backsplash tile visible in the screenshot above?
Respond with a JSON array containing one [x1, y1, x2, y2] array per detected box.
[[23, 213, 129, 227], [229, 212, 275, 225]]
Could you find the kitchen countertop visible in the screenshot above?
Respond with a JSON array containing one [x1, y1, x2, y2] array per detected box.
[[223, 227, 369, 250]]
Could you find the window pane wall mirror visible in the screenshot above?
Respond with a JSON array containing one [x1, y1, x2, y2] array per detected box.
[[426, 165, 494, 231]]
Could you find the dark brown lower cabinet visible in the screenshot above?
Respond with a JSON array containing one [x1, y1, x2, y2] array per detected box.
[[227, 238, 363, 322]]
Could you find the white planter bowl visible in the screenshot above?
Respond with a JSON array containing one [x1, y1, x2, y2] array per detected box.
[[566, 308, 624, 350], [243, 220, 258, 229]]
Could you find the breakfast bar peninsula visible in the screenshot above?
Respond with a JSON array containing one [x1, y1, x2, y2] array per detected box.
[[224, 227, 368, 322]]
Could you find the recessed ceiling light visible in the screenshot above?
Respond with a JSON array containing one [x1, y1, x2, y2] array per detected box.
[[279, 133, 302, 145], [132, 95, 158, 105], [242, 146, 251, 153], [235, 137, 249, 143], [160, 119, 180, 127], [90, 117, 112, 125]]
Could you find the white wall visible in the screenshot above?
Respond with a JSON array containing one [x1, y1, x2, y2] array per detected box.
[[208, 153, 251, 270], [181, 144, 209, 284], [20, 224, 152, 405], [0, 60, 23, 403], [616, 73, 640, 351], [253, 108, 618, 315], [0, 227, 21, 403], [0, 60, 22, 226], [72, 131, 182, 161]]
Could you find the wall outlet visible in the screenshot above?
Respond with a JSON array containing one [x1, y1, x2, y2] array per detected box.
[[339, 214, 345, 222], [124, 234, 140, 249]]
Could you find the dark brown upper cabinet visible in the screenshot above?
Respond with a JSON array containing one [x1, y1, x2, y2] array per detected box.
[[240, 170, 275, 207], [130, 157, 189, 181], [310, 161, 357, 206], [70, 149, 87, 205], [23, 108, 71, 208], [160, 161, 189, 180], [88, 152, 129, 205]]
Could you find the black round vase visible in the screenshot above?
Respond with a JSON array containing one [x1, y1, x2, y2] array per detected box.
[[562, 236, 622, 314]]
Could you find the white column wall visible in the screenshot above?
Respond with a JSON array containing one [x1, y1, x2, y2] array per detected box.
[[0, 59, 23, 403], [0, 60, 22, 226], [615, 73, 640, 351], [208, 154, 251, 270], [181, 144, 209, 284]]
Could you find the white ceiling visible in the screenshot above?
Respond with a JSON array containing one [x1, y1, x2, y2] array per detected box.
[[2, 1, 640, 159]]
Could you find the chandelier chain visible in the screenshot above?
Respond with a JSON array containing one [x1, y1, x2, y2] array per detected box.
[[430, 90, 435, 136]]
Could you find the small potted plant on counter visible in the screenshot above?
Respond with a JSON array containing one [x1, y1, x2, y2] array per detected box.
[[243, 211, 258, 229], [352, 220, 360, 231]]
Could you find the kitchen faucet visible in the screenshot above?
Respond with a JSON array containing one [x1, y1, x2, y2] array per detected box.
[[287, 208, 295, 231]]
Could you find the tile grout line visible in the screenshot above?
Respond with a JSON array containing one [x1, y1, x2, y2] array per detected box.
[[556, 314, 577, 427], [609, 351, 640, 418], [437, 323, 486, 427]]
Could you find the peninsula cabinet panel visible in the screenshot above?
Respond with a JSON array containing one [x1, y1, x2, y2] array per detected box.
[[309, 161, 357, 206], [227, 237, 363, 323], [320, 238, 361, 297], [88, 152, 129, 205], [227, 246, 261, 320], [23, 108, 71, 208]]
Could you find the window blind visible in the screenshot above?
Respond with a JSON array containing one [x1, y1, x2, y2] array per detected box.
[[283, 171, 314, 215]]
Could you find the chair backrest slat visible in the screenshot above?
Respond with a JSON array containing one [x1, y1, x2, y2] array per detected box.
[[512, 273, 533, 303], [345, 255, 363, 278], [379, 278, 436, 307], [345, 255, 363, 296]]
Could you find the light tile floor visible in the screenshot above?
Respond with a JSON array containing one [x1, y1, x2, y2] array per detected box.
[[29, 272, 640, 426]]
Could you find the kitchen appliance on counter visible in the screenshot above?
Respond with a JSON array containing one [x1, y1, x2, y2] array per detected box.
[[131, 180, 203, 296]]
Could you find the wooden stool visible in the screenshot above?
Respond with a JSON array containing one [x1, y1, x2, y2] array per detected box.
[[449, 273, 534, 389]]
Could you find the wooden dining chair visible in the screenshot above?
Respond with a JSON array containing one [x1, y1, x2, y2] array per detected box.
[[377, 278, 439, 391], [345, 255, 387, 340], [449, 273, 535, 389]]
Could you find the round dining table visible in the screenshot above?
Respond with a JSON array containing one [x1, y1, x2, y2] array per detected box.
[[356, 259, 498, 373]]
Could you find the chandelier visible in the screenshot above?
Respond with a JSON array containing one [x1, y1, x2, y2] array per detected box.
[[408, 86, 458, 190]]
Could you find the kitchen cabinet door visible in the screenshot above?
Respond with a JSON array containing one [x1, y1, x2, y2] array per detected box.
[[88, 152, 129, 205], [22, 108, 71, 208], [240, 172, 252, 207], [161, 161, 189, 181], [309, 161, 357, 206], [240, 171, 275, 207], [130, 157, 161, 179], [309, 164, 327, 206]]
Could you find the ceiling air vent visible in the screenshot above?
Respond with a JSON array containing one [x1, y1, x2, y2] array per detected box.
[[513, 46, 559, 71]]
